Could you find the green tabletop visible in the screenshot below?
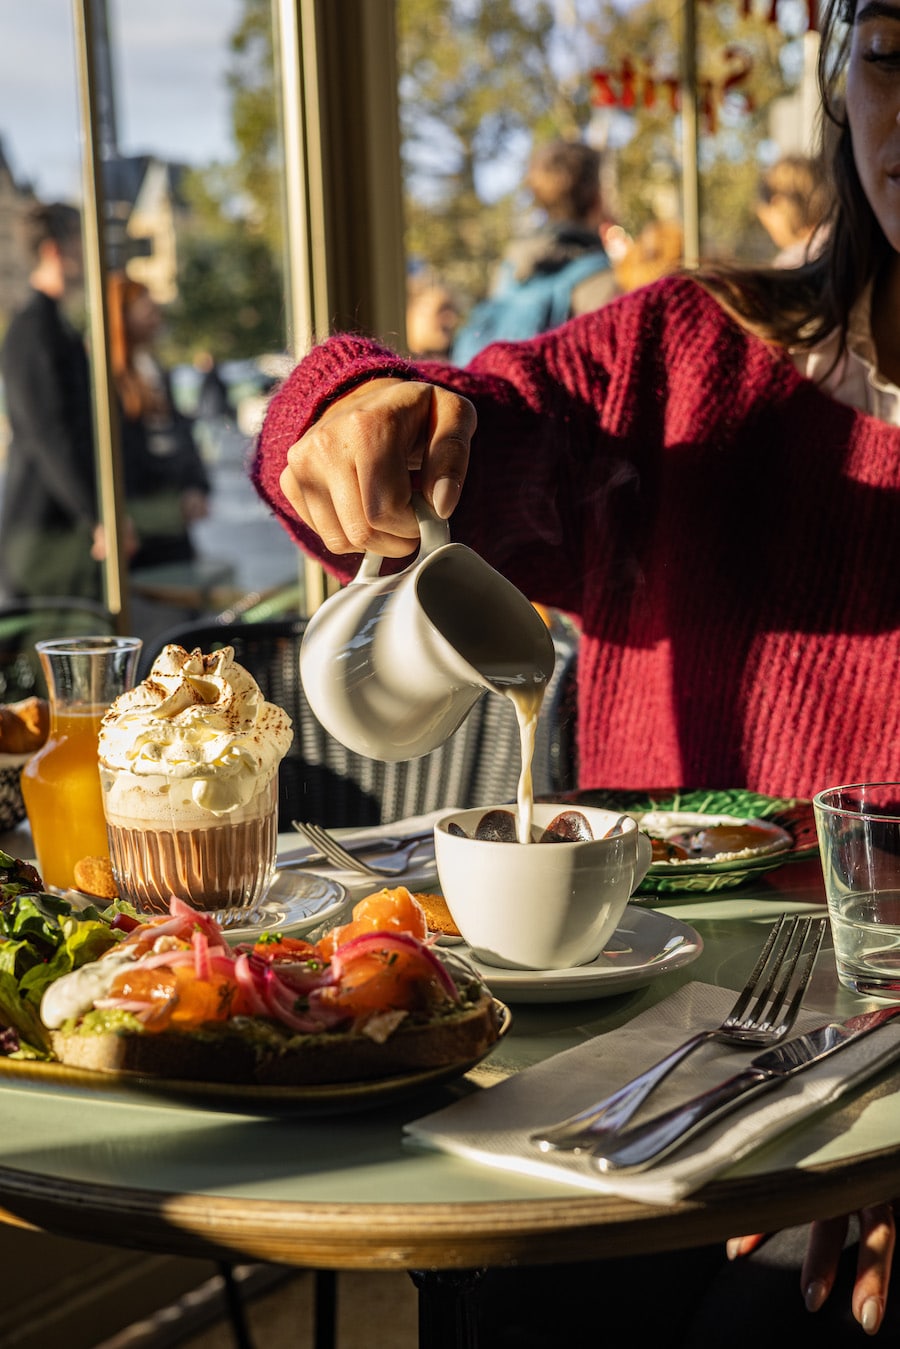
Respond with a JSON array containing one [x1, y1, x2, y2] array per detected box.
[[0, 828, 898, 1272]]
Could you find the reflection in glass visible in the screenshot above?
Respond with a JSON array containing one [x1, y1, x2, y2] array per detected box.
[[0, 0, 298, 651]]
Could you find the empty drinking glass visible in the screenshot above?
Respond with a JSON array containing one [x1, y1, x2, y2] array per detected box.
[[814, 782, 900, 999]]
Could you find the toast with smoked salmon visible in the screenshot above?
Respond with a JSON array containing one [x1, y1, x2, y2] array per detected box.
[[43, 888, 503, 1086]]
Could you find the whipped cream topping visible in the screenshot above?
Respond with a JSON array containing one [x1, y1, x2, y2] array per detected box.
[[99, 645, 293, 815]]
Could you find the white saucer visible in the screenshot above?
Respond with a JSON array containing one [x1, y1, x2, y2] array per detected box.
[[455, 906, 703, 1003]]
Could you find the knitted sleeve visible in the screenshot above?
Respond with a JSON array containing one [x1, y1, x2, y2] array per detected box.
[[251, 276, 795, 610]]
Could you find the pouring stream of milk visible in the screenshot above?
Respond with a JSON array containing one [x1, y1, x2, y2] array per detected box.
[[487, 669, 548, 843]]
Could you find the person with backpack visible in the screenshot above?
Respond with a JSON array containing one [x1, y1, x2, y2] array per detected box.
[[451, 138, 619, 363]]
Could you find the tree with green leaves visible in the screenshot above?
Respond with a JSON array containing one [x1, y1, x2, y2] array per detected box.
[[164, 0, 285, 364], [593, 0, 796, 262], [398, 0, 607, 301], [163, 168, 284, 365], [167, 0, 804, 357]]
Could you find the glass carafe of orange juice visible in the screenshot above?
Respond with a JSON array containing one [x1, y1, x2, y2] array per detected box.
[[21, 636, 141, 889]]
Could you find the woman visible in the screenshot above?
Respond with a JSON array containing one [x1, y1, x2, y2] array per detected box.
[[252, 0, 899, 1334], [107, 275, 210, 571]]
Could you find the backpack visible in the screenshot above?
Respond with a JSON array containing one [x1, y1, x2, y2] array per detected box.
[[452, 251, 612, 365]]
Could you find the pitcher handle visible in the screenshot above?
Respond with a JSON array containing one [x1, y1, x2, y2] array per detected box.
[[355, 491, 451, 581]]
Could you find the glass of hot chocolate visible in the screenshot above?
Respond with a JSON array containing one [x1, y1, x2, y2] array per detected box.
[[98, 645, 293, 916]]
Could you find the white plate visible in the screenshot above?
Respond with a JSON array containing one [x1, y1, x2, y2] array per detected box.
[[637, 811, 792, 867], [275, 824, 439, 899], [63, 871, 349, 944], [339, 853, 439, 898], [217, 870, 349, 941], [454, 906, 702, 1003]]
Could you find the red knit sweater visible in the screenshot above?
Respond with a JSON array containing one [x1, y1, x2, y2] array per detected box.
[[252, 275, 900, 800]]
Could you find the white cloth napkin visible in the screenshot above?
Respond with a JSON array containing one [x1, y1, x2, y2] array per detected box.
[[405, 982, 900, 1204], [278, 811, 441, 898]]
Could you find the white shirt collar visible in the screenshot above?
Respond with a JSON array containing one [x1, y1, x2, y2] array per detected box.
[[792, 282, 900, 426]]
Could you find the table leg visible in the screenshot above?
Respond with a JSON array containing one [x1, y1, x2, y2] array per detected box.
[[409, 1268, 485, 1349], [314, 1269, 337, 1349], [218, 1261, 256, 1349]]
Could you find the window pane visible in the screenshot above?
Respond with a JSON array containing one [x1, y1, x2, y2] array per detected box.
[[397, 0, 822, 357], [0, 0, 299, 651]]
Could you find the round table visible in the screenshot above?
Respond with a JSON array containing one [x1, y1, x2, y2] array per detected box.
[[1, 843, 898, 1346]]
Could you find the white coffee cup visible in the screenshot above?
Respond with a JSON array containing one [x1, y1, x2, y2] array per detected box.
[[299, 496, 555, 762], [434, 803, 653, 970]]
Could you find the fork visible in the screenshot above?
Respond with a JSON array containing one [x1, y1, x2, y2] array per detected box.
[[530, 913, 827, 1154], [290, 820, 430, 878]]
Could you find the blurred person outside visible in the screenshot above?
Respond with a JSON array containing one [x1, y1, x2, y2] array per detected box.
[[191, 349, 237, 465], [452, 137, 619, 363], [405, 273, 460, 360], [614, 217, 684, 291], [105, 274, 211, 573], [0, 202, 102, 602], [252, 0, 900, 1334], [194, 350, 233, 422], [757, 152, 830, 268]]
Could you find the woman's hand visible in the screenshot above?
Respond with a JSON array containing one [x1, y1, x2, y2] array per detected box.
[[279, 377, 476, 557], [728, 1202, 897, 1335]]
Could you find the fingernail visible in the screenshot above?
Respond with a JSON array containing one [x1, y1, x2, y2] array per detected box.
[[861, 1297, 882, 1333], [805, 1280, 828, 1313], [432, 477, 461, 519], [726, 1239, 744, 1261]]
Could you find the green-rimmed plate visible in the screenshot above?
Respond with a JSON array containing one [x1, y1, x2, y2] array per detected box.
[[556, 789, 818, 894]]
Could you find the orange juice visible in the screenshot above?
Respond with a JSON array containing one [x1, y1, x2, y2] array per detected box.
[[21, 708, 109, 889]]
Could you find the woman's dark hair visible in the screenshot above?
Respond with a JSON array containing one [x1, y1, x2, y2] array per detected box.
[[697, 0, 891, 351]]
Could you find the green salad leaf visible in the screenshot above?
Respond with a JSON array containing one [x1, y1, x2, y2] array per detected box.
[[0, 969, 51, 1056], [0, 893, 125, 1059]]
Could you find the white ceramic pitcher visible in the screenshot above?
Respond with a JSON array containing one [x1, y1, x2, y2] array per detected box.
[[299, 497, 556, 761]]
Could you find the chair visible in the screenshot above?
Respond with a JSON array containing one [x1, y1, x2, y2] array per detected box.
[[0, 597, 117, 701], [139, 614, 579, 831]]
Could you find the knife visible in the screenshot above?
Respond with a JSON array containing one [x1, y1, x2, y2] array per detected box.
[[592, 1003, 900, 1174]]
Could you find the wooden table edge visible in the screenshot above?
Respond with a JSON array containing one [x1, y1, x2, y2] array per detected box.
[[1, 1145, 898, 1271]]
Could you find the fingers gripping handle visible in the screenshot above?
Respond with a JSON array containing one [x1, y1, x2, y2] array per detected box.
[[355, 492, 450, 581]]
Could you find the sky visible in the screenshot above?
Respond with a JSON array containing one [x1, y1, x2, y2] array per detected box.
[[0, 0, 243, 201]]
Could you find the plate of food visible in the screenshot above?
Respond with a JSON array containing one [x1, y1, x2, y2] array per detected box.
[[0, 875, 508, 1113], [558, 790, 818, 893]]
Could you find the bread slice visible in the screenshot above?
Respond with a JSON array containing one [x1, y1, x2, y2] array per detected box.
[[0, 697, 49, 754], [258, 992, 502, 1085], [412, 891, 461, 939], [73, 856, 119, 900], [50, 991, 502, 1087], [50, 1024, 259, 1083]]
